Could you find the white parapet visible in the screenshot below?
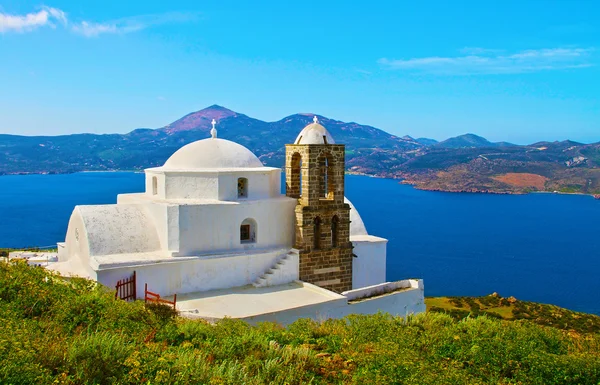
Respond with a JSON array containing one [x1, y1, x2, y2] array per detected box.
[[180, 279, 426, 326], [342, 279, 423, 301]]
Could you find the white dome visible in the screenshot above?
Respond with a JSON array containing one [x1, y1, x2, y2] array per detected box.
[[163, 138, 263, 169], [295, 117, 335, 145], [345, 197, 368, 236]]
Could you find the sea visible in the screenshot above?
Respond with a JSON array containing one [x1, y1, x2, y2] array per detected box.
[[1, 172, 599, 315]]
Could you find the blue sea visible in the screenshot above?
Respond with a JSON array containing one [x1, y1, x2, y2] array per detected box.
[[1, 172, 599, 315]]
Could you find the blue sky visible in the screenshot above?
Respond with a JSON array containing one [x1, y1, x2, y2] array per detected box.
[[1, 0, 599, 144]]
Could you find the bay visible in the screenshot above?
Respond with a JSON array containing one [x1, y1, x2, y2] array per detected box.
[[0, 172, 598, 315]]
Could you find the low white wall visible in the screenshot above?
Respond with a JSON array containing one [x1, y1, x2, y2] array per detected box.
[[344, 286, 426, 319], [343, 279, 422, 301], [351, 235, 387, 289], [97, 247, 291, 297], [243, 280, 425, 326]]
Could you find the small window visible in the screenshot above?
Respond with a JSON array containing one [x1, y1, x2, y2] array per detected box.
[[238, 177, 248, 198], [240, 224, 251, 241], [240, 218, 257, 243], [152, 176, 158, 195]]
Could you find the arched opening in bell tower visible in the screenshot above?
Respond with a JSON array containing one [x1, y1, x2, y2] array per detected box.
[[331, 215, 339, 247], [290, 152, 303, 198], [313, 216, 322, 250], [319, 152, 334, 199]]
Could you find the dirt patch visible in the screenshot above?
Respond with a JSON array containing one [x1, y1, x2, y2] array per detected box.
[[492, 173, 548, 189]]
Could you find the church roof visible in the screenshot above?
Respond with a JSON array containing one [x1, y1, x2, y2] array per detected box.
[[345, 197, 368, 236], [294, 116, 335, 145], [163, 138, 263, 170]]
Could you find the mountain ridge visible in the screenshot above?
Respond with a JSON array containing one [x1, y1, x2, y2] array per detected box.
[[1, 105, 599, 196]]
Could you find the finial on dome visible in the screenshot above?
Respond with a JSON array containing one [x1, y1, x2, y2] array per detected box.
[[210, 119, 217, 138], [313, 116, 319, 124]]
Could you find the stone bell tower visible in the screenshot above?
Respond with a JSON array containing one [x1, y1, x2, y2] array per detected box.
[[285, 116, 353, 293]]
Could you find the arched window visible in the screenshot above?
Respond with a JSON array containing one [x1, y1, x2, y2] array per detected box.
[[152, 176, 158, 195], [240, 218, 257, 243], [290, 152, 302, 198], [313, 216, 322, 250], [319, 153, 334, 199], [331, 215, 339, 247], [238, 177, 248, 198]]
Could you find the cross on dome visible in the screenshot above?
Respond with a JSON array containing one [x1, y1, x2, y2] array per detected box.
[[210, 119, 217, 138], [313, 116, 319, 124]]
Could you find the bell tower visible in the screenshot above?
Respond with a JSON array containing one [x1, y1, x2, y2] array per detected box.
[[285, 116, 353, 293]]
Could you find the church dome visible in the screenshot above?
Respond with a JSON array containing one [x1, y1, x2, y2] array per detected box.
[[344, 197, 368, 236], [163, 138, 263, 169], [294, 116, 335, 145]]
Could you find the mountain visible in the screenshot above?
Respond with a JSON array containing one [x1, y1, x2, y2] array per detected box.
[[415, 137, 439, 146], [435, 133, 514, 149], [1, 105, 599, 196], [162, 105, 239, 134], [0, 105, 425, 175]]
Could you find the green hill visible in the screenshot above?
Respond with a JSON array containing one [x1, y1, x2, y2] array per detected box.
[[1, 261, 599, 385]]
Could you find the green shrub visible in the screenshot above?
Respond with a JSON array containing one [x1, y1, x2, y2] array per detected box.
[[0, 262, 599, 384]]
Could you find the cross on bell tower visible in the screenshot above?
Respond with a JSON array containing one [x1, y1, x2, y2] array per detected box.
[[285, 116, 353, 293]]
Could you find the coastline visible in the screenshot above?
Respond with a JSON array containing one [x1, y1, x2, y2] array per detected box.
[[3, 169, 599, 199]]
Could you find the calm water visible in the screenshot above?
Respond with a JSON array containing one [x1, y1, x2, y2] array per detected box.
[[1, 172, 599, 315]]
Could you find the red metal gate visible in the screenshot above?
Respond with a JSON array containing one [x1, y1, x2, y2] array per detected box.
[[115, 271, 136, 301]]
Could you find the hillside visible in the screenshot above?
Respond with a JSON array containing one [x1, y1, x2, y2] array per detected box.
[[398, 141, 600, 194], [1, 261, 600, 384], [426, 295, 600, 333], [1, 105, 600, 195], [434, 133, 514, 149], [0, 105, 424, 175]]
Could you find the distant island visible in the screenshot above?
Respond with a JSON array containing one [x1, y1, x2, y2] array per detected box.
[[2, 105, 599, 196]]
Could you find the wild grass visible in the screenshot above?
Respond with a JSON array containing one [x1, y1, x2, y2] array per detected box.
[[1, 261, 599, 384], [427, 295, 600, 334]]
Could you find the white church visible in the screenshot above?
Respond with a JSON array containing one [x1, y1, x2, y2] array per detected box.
[[50, 117, 424, 324]]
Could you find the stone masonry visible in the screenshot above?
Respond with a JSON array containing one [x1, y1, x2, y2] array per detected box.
[[285, 143, 353, 293]]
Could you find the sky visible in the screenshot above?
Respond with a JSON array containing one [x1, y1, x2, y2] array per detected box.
[[1, 0, 599, 144]]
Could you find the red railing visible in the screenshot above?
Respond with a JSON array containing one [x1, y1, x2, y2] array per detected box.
[[115, 271, 136, 301], [144, 283, 177, 309]]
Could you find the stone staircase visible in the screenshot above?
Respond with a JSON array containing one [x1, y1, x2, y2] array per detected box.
[[252, 248, 299, 288]]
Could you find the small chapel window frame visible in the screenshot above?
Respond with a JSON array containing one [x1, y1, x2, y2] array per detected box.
[[240, 218, 257, 244], [238, 177, 248, 199], [152, 176, 158, 195]]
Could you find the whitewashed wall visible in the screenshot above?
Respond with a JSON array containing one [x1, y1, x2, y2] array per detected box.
[[144, 169, 281, 201], [351, 235, 387, 289], [176, 198, 296, 256], [242, 280, 425, 326], [97, 248, 292, 297], [218, 171, 280, 201]]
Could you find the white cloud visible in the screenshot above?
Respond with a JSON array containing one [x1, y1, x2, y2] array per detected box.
[[71, 20, 142, 37], [71, 11, 196, 37], [378, 47, 595, 75], [0, 7, 197, 37], [0, 6, 67, 33]]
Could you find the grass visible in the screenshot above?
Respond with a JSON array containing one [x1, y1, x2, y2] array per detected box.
[[1, 261, 600, 384], [426, 294, 600, 334]]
